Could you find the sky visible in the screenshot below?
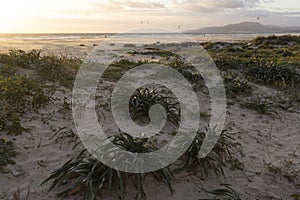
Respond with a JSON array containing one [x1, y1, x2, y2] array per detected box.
[[0, 0, 299, 33]]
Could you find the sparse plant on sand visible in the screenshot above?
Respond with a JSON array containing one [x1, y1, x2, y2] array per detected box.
[[169, 58, 207, 92], [129, 87, 180, 126], [0, 138, 17, 173], [266, 160, 299, 183], [291, 193, 300, 200], [246, 59, 300, 88], [200, 111, 211, 119], [5, 113, 30, 135], [223, 72, 253, 97], [49, 127, 78, 149], [43, 133, 173, 200], [102, 59, 148, 82], [241, 95, 278, 116], [199, 184, 241, 200], [241, 94, 294, 116], [182, 127, 234, 178]]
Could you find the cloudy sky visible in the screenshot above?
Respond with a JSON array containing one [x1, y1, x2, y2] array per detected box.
[[0, 0, 299, 33]]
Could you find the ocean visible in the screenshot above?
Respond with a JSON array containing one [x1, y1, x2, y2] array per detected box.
[[0, 32, 299, 58]]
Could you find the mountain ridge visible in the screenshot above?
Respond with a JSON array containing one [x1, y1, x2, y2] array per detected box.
[[185, 22, 300, 34]]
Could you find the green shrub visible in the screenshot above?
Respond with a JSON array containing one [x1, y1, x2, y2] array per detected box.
[[37, 54, 81, 88], [246, 60, 300, 88], [0, 75, 49, 133], [168, 58, 207, 91], [291, 194, 300, 200], [0, 75, 49, 111], [129, 49, 175, 57], [0, 49, 41, 68], [214, 56, 247, 70], [0, 49, 81, 88], [0, 138, 16, 173], [5, 113, 30, 135], [277, 49, 294, 57], [223, 72, 253, 97], [0, 64, 17, 77], [0, 101, 9, 131], [251, 35, 300, 46], [102, 59, 148, 82]]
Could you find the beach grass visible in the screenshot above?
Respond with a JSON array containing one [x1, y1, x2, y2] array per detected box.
[[43, 133, 174, 200], [0, 35, 299, 199]]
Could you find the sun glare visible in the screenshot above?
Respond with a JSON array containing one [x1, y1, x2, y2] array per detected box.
[[0, 1, 28, 32], [0, 0, 45, 32]]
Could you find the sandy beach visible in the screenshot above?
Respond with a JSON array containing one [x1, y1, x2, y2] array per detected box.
[[0, 34, 299, 200]]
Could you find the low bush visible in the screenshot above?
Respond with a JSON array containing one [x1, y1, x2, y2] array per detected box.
[[251, 35, 300, 46], [0, 138, 16, 173], [0, 75, 49, 111], [37, 54, 81, 88], [0, 49, 41, 68], [246, 60, 300, 88], [223, 72, 253, 97]]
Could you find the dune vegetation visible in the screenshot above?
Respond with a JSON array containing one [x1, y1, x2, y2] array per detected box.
[[0, 35, 299, 200]]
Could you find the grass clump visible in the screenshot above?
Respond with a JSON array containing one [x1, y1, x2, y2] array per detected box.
[[129, 87, 180, 126], [129, 48, 175, 57], [37, 54, 81, 88], [0, 49, 41, 68], [49, 127, 78, 149], [0, 49, 81, 88], [0, 101, 9, 131], [183, 127, 234, 178], [0, 138, 17, 173], [0, 64, 17, 77], [246, 60, 300, 88], [291, 194, 300, 200], [0, 71, 50, 134], [5, 114, 30, 135], [241, 94, 294, 116], [199, 184, 241, 200], [168, 58, 207, 92], [241, 95, 277, 116], [266, 160, 299, 183], [0, 75, 48, 110], [214, 56, 248, 71], [102, 59, 148, 82], [251, 35, 300, 46], [43, 156, 125, 200], [223, 72, 253, 97], [43, 133, 173, 200]]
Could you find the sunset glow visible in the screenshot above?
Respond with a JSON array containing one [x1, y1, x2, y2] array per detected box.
[[0, 0, 299, 33]]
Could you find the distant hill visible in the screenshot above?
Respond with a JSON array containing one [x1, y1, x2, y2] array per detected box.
[[185, 22, 300, 34]]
